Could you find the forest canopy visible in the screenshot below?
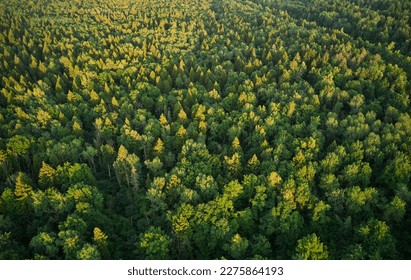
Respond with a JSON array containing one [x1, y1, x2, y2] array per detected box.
[[0, 0, 410, 260]]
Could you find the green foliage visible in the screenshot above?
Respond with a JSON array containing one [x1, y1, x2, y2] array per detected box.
[[113, 145, 140, 188], [294, 233, 329, 260], [14, 172, 33, 202], [6, 136, 31, 159], [57, 163, 95, 191], [225, 233, 249, 259], [93, 227, 109, 259], [29, 232, 59, 259], [0, 0, 410, 260], [384, 196, 406, 223], [137, 227, 171, 260], [65, 183, 104, 214], [77, 244, 101, 260], [351, 219, 397, 259], [38, 162, 57, 189]]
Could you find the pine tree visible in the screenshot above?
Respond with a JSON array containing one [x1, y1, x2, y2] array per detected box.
[[38, 161, 57, 188], [14, 172, 33, 201]]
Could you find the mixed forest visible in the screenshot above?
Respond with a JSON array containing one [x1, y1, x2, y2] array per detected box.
[[0, 0, 411, 260]]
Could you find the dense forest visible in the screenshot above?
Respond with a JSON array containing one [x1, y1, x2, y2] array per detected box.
[[0, 0, 410, 260]]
